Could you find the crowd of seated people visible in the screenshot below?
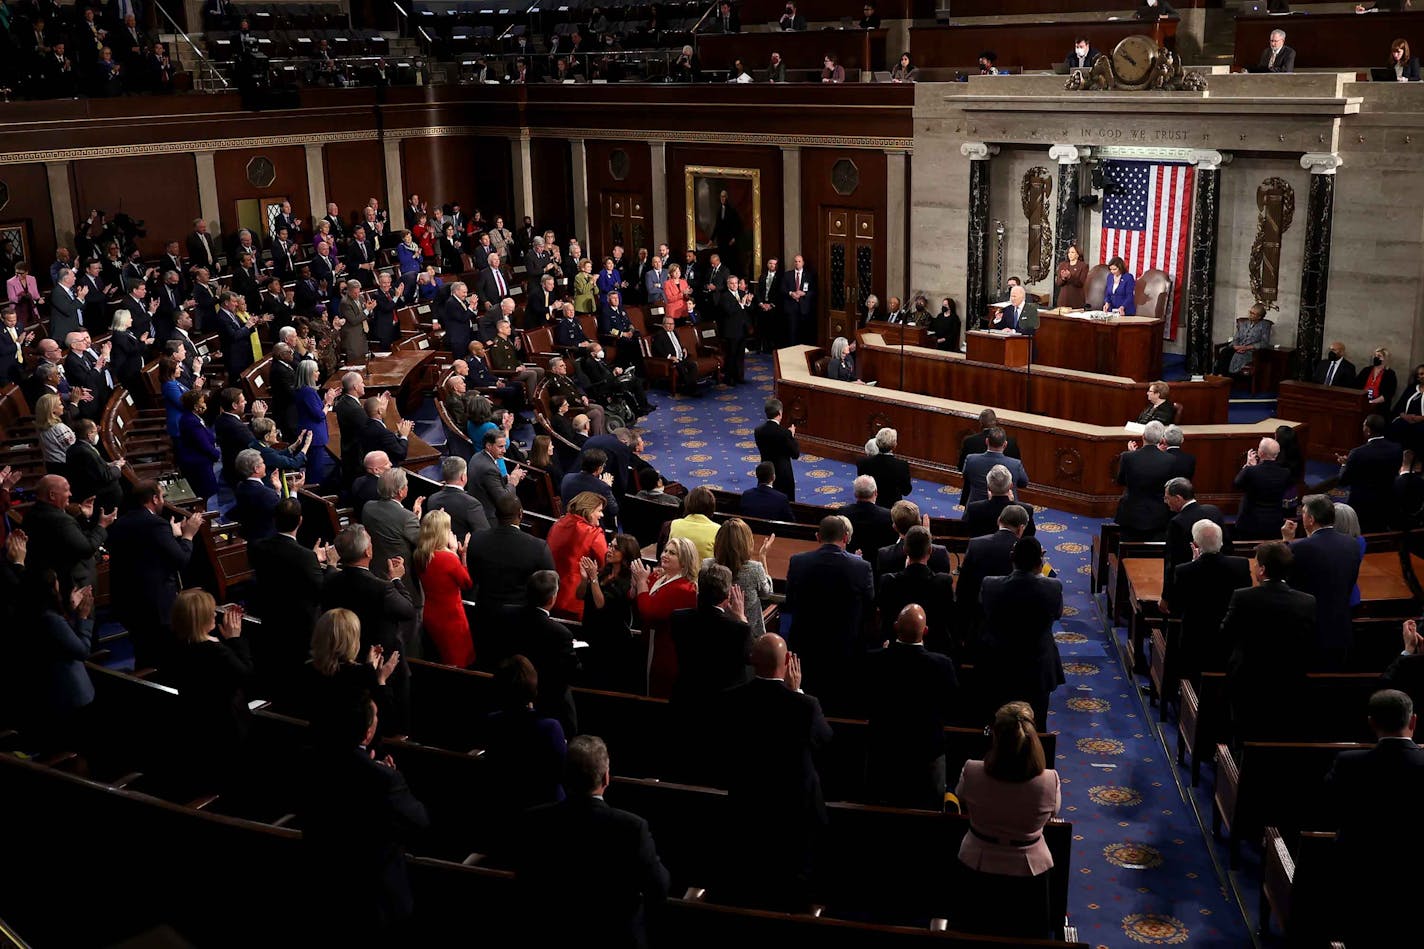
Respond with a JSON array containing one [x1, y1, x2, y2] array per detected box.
[[0, 0, 180, 99]]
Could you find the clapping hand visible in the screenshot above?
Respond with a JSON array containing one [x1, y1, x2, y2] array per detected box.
[[509, 466, 526, 486], [387, 556, 406, 580], [0, 466, 22, 490], [629, 557, 650, 590], [412, 494, 424, 516], [727, 584, 747, 623], [251, 400, 268, 418], [4, 528, 25, 566], [1404, 619, 1422, 656], [1281, 519, 1298, 541], [785, 651, 803, 691], [70, 585, 95, 620], [758, 533, 775, 558], [1127, 439, 1140, 452], [313, 540, 335, 565], [579, 555, 599, 581], [397, 418, 414, 438], [218, 605, 243, 639]]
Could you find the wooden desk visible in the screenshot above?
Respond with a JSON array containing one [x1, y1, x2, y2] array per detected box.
[[1125, 552, 1421, 606], [324, 351, 441, 473], [1277, 380, 1371, 463], [966, 330, 1030, 368], [776, 345, 1299, 517], [911, 20, 1177, 71], [1233, 12, 1424, 71], [1035, 311, 1165, 382], [696, 28, 888, 73], [862, 320, 931, 348], [854, 334, 1230, 426]]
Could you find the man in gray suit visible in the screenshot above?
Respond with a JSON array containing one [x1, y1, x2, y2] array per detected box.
[[960, 427, 1029, 507], [49, 267, 85, 342], [427, 456, 490, 539], [361, 468, 424, 610], [468, 428, 526, 521]]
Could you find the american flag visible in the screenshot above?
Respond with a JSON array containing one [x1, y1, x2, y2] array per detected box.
[[1099, 160, 1194, 340]]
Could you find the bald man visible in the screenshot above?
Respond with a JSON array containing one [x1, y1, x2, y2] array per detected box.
[[864, 604, 961, 809], [23, 474, 116, 595], [1233, 436, 1295, 540], [716, 633, 832, 910], [351, 450, 391, 518]]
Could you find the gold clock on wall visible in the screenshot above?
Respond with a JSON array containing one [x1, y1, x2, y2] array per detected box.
[[1110, 35, 1161, 91]]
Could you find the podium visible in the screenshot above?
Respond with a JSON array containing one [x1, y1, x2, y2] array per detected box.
[[1278, 380, 1370, 462], [967, 330, 1030, 368]]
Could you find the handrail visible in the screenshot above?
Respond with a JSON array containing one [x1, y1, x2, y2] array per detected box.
[[153, 0, 229, 89], [391, 0, 410, 38], [689, 0, 720, 36]]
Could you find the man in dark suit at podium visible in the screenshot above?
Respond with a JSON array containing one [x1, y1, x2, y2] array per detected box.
[[1314, 341, 1358, 388]]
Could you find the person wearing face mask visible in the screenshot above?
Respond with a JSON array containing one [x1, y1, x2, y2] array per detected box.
[[1313, 341, 1359, 389], [778, 1, 806, 30], [1388, 365, 1424, 452], [1361, 347, 1398, 411], [1064, 37, 1101, 70], [1135, 0, 1179, 19]]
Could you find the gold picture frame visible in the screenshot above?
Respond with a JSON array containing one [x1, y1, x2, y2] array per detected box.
[[685, 165, 762, 279]]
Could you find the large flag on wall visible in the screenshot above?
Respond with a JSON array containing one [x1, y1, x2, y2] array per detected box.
[[1099, 159, 1194, 340]]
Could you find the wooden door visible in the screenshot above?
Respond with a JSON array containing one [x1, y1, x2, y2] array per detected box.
[[601, 192, 647, 261], [820, 207, 876, 344], [233, 195, 289, 245]]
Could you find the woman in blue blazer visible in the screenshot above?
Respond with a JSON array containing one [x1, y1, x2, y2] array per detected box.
[[596, 257, 624, 300], [176, 388, 221, 500], [1103, 256, 1136, 315], [294, 359, 334, 487], [161, 356, 190, 439]]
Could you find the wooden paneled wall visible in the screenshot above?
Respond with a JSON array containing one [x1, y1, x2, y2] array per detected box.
[[73, 154, 201, 258]]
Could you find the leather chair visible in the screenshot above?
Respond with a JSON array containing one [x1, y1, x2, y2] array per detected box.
[[1084, 264, 1110, 309], [1214, 317, 1286, 394], [1172, 402, 1184, 426], [639, 326, 721, 392], [1135, 269, 1172, 320]]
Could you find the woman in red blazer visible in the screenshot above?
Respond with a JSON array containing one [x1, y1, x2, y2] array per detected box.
[[415, 509, 474, 667], [632, 536, 699, 696], [547, 491, 609, 621], [662, 263, 692, 322]]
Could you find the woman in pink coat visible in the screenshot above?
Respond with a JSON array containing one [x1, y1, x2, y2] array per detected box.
[[954, 701, 1062, 939], [6, 262, 41, 325]]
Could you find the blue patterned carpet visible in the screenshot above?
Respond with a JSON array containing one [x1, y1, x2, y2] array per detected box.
[[636, 352, 1252, 949]]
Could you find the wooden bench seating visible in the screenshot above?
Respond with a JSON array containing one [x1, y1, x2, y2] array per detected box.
[[1260, 827, 1339, 946], [1212, 740, 1367, 867], [1177, 672, 1379, 785], [0, 748, 1084, 948], [401, 657, 1055, 801], [100, 387, 177, 486]]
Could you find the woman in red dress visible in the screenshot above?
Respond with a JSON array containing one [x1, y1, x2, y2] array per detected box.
[[632, 536, 700, 697], [546, 491, 608, 621], [662, 263, 693, 322], [415, 509, 474, 667]]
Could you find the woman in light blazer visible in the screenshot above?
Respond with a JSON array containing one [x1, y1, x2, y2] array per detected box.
[[1102, 256, 1136, 315], [6, 261, 41, 325], [955, 701, 1062, 940]]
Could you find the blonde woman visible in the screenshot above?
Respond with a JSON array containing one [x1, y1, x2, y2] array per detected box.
[[305, 607, 398, 742], [573, 257, 598, 314], [36, 392, 76, 471], [705, 517, 775, 639], [547, 490, 608, 620], [414, 509, 473, 667], [633, 535, 699, 696], [169, 589, 251, 784]]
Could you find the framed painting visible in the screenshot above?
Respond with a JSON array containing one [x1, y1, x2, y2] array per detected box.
[[685, 165, 761, 279]]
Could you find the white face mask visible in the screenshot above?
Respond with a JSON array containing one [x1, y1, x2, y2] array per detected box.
[[89, 434, 100, 446], [594, 351, 604, 360]]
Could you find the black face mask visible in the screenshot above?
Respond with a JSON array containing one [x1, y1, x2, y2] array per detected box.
[[1328, 351, 1341, 362], [1373, 356, 1383, 366]]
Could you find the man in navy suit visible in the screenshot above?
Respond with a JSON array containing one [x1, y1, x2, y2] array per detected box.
[[979, 535, 1064, 729], [1338, 415, 1404, 533], [1288, 494, 1363, 670], [439, 281, 475, 359], [740, 462, 793, 521], [369, 272, 402, 349], [1323, 689, 1424, 947], [105, 479, 203, 671], [215, 290, 262, 376], [214, 387, 261, 487], [302, 696, 429, 941], [842, 475, 895, 560], [1223, 541, 1314, 744], [232, 448, 285, 540], [1115, 421, 1176, 540], [957, 503, 1030, 639], [755, 398, 801, 501], [1233, 436, 1295, 540], [1161, 477, 1226, 610], [958, 409, 1022, 470], [715, 634, 832, 911], [960, 427, 1028, 507], [875, 527, 957, 655], [864, 603, 960, 809], [1167, 520, 1251, 687], [876, 499, 953, 578], [516, 735, 669, 946], [559, 448, 618, 529], [781, 253, 815, 346], [962, 464, 1037, 538], [784, 515, 875, 712]]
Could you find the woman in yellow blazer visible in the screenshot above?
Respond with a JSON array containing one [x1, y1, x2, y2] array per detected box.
[[667, 486, 721, 561], [572, 258, 599, 314]]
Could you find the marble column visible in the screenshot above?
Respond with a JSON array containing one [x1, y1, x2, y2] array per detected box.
[[509, 134, 534, 228], [885, 149, 907, 298], [195, 150, 221, 233], [1185, 150, 1227, 375], [303, 143, 326, 223], [570, 138, 590, 245], [649, 142, 668, 248], [45, 161, 76, 249], [961, 142, 997, 327], [1295, 153, 1342, 380], [1048, 144, 1082, 308], [781, 145, 802, 258], [383, 137, 405, 230]]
